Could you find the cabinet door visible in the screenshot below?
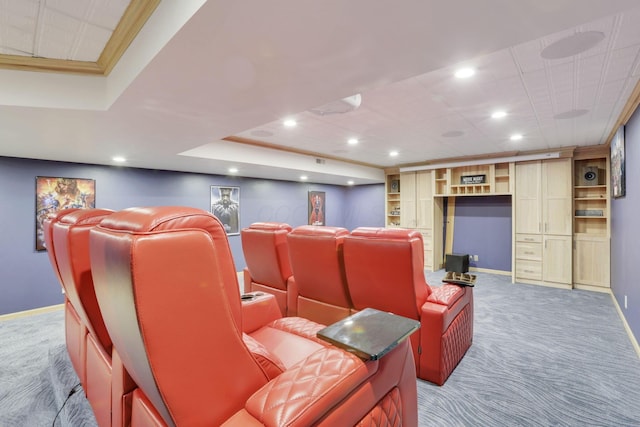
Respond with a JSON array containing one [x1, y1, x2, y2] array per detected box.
[[574, 236, 610, 287], [515, 161, 541, 234], [416, 170, 433, 229], [542, 159, 572, 236], [543, 235, 572, 284], [400, 172, 416, 228]]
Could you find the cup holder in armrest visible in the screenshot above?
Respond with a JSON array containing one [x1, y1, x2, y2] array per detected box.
[[241, 292, 266, 301]]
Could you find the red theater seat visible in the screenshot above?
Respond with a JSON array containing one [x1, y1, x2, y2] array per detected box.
[[287, 225, 354, 325], [241, 222, 296, 316], [45, 208, 136, 427], [343, 227, 474, 385], [90, 206, 418, 427]]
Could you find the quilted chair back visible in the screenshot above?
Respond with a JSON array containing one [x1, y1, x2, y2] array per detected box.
[[90, 206, 269, 427], [52, 209, 115, 353], [241, 222, 294, 315], [344, 227, 473, 386], [287, 225, 354, 324], [343, 227, 429, 319]]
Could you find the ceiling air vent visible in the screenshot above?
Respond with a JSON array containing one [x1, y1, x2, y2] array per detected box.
[[309, 94, 362, 116]]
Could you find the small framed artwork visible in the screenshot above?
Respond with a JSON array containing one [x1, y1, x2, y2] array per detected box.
[[211, 186, 240, 235], [611, 125, 625, 198], [308, 191, 326, 226], [35, 176, 96, 251]]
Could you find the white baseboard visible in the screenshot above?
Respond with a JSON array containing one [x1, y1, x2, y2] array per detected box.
[[469, 267, 511, 276], [0, 304, 64, 322], [610, 293, 640, 360]]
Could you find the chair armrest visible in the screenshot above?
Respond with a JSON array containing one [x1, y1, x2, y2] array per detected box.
[[243, 267, 252, 293], [421, 286, 471, 334], [242, 293, 282, 334], [426, 284, 464, 307], [245, 347, 376, 427], [286, 276, 298, 317]]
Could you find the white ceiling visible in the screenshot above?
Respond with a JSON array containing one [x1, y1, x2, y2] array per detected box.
[[1, 0, 640, 186], [0, 0, 129, 60]]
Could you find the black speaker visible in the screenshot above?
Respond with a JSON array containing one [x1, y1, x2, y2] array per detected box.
[[445, 253, 469, 273], [580, 166, 600, 186]]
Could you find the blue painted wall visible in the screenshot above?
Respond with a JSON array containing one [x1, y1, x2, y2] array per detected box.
[[612, 109, 640, 342], [0, 156, 384, 315], [451, 195, 512, 272]]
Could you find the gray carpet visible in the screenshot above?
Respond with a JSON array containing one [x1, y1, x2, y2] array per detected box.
[[0, 308, 96, 427], [1, 271, 639, 426]]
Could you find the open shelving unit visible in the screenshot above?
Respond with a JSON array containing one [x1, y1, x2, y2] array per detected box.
[[573, 158, 608, 236], [386, 172, 401, 227], [573, 152, 610, 289], [434, 162, 512, 196]]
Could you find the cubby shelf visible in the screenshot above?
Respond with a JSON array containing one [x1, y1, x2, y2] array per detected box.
[[385, 173, 401, 227], [572, 154, 610, 288]]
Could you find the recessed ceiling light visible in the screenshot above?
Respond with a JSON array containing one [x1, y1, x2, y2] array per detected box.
[[347, 180, 355, 185], [283, 119, 297, 127], [454, 68, 475, 79], [228, 167, 238, 173], [510, 134, 523, 141], [112, 156, 126, 163], [390, 151, 399, 157], [491, 111, 507, 119], [348, 138, 359, 145], [300, 175, 308, 181]]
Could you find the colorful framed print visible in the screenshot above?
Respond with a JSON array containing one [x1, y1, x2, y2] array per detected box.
[[308, 191, 326, 226], [35, 176, 96, 251]]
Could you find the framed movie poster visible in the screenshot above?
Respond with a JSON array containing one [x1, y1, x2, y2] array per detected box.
[[308, 191, 326, 226], [35, 176, 96, 251], [611, 125, 625, 198], [211, 186, 240, 235]]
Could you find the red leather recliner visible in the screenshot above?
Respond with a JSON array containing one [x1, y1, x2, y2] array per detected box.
[[44, 209, 83, 383], [287, 225, 355, 325], [241, 222, 296, 316], [45, 208, 136, 427], [343, 227, 474, 385], [90, 206, 418, 427]]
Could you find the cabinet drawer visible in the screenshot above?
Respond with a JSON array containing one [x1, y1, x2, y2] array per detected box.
[[515, 242, 542, 260], [516, 260, 542, 280], [516, 233, 542, 243]]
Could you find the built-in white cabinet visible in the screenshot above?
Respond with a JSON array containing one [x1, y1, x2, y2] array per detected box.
[[398, 171, 438, 270], [515, 158, 572, 288], [385, 150, 611, 291]]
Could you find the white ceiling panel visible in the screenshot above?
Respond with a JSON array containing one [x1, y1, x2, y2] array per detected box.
[[2, 1, 640, 184]]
